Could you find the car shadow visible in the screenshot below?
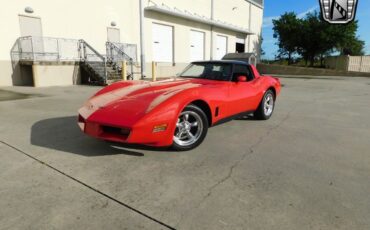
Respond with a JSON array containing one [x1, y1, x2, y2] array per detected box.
[[234, 115, 259, 121], [30, 116, 146, 157]]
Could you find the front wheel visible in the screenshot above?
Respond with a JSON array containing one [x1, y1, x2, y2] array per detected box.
[[254, 89, 275, 120], [172, 105, 208, 151]]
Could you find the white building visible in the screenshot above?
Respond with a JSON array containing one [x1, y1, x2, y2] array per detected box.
[[0, 0, 264, 86]]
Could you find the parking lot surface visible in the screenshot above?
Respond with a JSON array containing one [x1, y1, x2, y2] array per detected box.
[[1, 76, 370, 230]]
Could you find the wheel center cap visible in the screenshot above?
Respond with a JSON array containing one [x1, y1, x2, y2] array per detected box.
[[179, 122, 191, 132]]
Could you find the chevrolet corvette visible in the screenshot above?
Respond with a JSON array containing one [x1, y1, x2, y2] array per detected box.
[[78, 60, 281, 150]]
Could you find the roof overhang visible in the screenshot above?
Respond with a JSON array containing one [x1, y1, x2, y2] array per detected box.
[[145, 5, 254, 35], [247, 0, 264, 9]]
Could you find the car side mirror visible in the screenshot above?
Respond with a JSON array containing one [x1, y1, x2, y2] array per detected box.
[[237, 76, 247, 82]]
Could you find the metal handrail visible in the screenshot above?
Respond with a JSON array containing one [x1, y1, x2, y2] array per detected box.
[[80, 39, 106, 61], [106, 41, 134, 62], [79, 39, 107, 83], [106, 41, 135, 80], [12, 36, 81, 61], [10, 38, 20, 53], [11, 36, 142, 84]]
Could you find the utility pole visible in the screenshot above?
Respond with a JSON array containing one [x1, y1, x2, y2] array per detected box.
[[139, 0, 146, 79], [210, 0, 214, 60]]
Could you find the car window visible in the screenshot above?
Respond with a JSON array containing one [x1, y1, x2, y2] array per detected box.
[[179, 63, 232, 81], [181, 64, 205, 77], [233, 64, 253, 81]]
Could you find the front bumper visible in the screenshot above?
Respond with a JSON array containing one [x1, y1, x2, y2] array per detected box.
[[78, 114, 131, 142], [78, 114, 174, 147]]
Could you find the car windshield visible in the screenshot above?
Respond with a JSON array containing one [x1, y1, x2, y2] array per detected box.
[[179, 63, 232, 81]]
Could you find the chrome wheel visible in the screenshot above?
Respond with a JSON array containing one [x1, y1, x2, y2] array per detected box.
[[264, 93, 274, 116], [174, 111, 203, 147]]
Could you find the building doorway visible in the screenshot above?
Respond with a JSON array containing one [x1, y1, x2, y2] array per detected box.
[[19, 15, 43, 37], [236, 36, 246, 53], [152, 23, 173, 63], [190, 30, 205, 61], [215, 35, 227, 60], [19, 15, 44, 54], [107, 27, 120, 43], [18, 15, 42, 86]]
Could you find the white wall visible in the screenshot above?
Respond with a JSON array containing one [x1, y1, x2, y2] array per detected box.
[[326, 56, 370, 73], [0, 0, 263, 85], [248, 4, 263, 56], [32, 63, 80, 87]]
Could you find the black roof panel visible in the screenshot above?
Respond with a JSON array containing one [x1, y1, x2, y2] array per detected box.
[[191, 60, 249, 65]]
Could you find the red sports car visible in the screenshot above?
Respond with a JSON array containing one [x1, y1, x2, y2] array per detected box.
[[78, 60, 281, 150]]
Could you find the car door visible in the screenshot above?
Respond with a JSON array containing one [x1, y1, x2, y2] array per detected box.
[[228, 64, 261, 115]]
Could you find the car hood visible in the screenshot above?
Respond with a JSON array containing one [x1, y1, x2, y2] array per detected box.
[[80, 78, 220, 126]]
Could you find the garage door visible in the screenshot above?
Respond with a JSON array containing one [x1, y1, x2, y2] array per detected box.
[[215, 35, 228, 60], [152, 23, 173, 63], [190, 30, 205, 61]]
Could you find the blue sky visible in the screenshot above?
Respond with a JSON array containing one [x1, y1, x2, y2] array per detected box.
[[262, 0, 370, 59]]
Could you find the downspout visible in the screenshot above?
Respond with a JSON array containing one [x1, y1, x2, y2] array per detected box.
[[258, 1, 264, 62], [139, 0, 146, 79], [248, 2, 252, 53], [210, 0, 214, 60]]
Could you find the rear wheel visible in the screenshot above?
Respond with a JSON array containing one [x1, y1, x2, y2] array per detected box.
[[254, 89, 275, 120], [172, 105, 208, 151]]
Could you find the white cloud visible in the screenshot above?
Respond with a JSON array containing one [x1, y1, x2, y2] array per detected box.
[[297, 6, 319, 18], [263, 16, 279, 28], [263, 5, 319, 28]]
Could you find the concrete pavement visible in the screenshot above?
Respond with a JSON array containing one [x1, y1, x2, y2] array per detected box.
[[0, 76, 369, 229]]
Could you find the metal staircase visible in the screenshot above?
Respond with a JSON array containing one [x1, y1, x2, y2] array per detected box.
[[11, 36, 138, 86], [79, 40, 107, 85], [106, 41, 137, 81], [79, 40, 139, 85]]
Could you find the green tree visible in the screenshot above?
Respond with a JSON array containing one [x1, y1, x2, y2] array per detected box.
[[272, 11, 365, 67], [272, 12, 301, 65], [260, 36, 266, 56], [298, 12, 335, 66], [334, 20, 365, 55], [342, 38, 365, 55]]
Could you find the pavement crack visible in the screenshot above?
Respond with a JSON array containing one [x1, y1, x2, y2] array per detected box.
[[176, 109, 294, 227], [211, 109, 293, 196], [0, 140, 176, 230]]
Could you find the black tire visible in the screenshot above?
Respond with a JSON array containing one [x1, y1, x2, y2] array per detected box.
[[172, 104, 209, 151], [254, 89, 275, 120]]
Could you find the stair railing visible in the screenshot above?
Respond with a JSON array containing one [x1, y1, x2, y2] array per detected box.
[[106, 41, 134, 80], [12, 36, 142, 85], [11, 36, 82, 62], [79, 39, 107, 84]]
